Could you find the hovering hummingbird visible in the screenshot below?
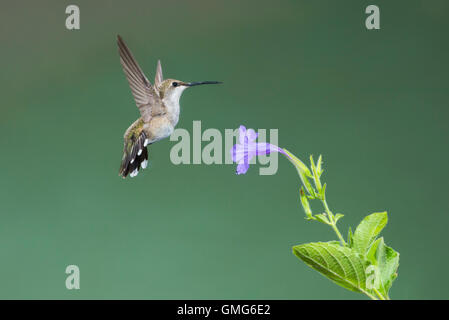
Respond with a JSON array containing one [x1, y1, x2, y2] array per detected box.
[[117, 35, 221, 178]]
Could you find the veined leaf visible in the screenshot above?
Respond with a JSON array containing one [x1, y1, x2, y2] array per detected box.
[[293, 242, 375, 298], [353, 212, 388, 256], [366, 237, 399, 298], [377, 241, 399, 297]]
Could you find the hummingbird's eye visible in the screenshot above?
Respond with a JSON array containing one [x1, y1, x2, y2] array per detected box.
[[172, 82, 178, 87]]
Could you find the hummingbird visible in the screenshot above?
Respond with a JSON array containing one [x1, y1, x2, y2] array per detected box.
[[117, 35, 221, 178]]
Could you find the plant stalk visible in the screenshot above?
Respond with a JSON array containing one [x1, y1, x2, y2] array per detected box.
[[321, 199, 346, 246], [373, 288, 388, 300]]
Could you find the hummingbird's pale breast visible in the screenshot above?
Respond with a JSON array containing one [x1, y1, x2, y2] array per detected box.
[[162, 85, 187, 126], [144, 116, 174, 143], [141, 84, 187, 143]]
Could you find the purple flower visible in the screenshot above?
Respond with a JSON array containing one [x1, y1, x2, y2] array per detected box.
[[231, 125, 285, 174]]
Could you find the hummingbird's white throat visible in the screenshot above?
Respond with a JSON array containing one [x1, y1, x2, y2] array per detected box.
[[163, 86, 187, 125]]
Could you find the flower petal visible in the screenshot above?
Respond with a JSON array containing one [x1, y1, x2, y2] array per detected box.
[[232, 143, 249, 163], [231, 125, 286, 175], [232, 142, 283, 163], [246, 128, 258, 142], [236, 161, 250, 175], [238, 125, 247, 144], [231, 144, 239, 162]]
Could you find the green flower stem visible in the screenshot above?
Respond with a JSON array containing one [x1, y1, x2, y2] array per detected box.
[[330, 222, 346, 247], [321, 199, 347, 246], [373, 288, 388, 300]]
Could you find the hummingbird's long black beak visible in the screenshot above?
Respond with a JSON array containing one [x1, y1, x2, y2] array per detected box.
[[185, 81, 222, 87]]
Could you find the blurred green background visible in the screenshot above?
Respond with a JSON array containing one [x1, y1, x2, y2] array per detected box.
[[0, 0, 448, 299]]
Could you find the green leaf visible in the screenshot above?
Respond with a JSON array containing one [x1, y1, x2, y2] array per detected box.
[[366, 238, 382, 263], [299, 188, 313, 219], [316, 154, 323, 176], [314, 213, 330, 225], [310, 155, 322, 192], [347, 227, 354, 248], [283, 149, 312, 177], [366, 237, 399, 298], [353, 212, 388, 256], [320, 183, 327, 200], [283, 150, 316, 198], [334, 213, 344, 223], [292, 242, 375, 298], [378, 242, 399, 297]]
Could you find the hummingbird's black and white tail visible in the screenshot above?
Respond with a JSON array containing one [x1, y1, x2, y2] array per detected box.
[[119, 131, 149, 178]]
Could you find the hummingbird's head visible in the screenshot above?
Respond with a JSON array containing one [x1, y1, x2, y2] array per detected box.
[[159, 79, 222, 105]]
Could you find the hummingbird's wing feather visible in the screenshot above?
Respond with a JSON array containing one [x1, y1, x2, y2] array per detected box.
[[119, 126, 149, 179], [117, 35, 162, 122], [154, 60, 163, 88]]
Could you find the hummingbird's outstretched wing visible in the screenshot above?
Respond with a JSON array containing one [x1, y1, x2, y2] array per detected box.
[[154, 60, 163, 88], [117, 35, 162, 122]]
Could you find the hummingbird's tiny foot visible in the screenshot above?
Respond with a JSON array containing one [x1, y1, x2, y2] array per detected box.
[[141, 159, 148, 169]]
